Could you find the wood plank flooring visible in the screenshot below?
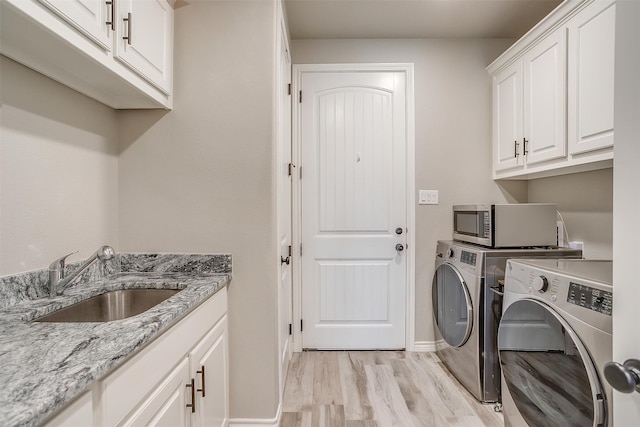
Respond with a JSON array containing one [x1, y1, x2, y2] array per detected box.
[[280, 351, 504, 427]]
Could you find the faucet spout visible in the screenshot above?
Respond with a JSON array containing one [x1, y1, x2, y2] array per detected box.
[[49, 246, 115, 297]]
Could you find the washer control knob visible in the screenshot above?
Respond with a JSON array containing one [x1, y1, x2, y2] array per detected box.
[[446, 248, 454, 258], [532, 275, 549, 293]]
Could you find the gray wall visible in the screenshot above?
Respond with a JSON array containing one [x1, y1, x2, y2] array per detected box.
[[0, 56, 119, 275], [291, 39, 527, 343], [528, 168, 613, 260], [117, 0, 280, 419]]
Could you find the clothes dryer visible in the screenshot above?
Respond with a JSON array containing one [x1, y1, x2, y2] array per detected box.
[[499, 259, 613, 426], [432, 241, 581, 404]]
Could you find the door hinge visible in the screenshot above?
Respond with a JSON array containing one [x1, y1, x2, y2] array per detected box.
[[300, 319, 303, 332], [288, 83, 291, 96], [289, 323, 292, 335], [299, 90, 302, 103], [288, 163, 295, 176], [300, 244, 303, 256], [288, 245, 292, 257]]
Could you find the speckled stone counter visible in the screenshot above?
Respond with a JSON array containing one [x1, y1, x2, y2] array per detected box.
[[0, 253, 231, 427]]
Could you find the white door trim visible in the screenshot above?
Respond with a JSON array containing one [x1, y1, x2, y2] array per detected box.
[[291, 63, 416, 352]]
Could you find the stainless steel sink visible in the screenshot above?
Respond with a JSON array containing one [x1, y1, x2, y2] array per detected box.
[[35, 289, 182, 322]]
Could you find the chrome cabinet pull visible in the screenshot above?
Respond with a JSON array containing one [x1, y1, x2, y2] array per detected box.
[[523, 138, 529, 155], [514, 140, 519, 158], [280, 256, 290, 265], [123, 12, 132, 45], [186, 378, 196, 413], [196, 366, 206, 397], [105, 1, 115, 30], [395, 244, 405, 252]]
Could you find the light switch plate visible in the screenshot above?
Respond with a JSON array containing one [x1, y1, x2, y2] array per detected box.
[[419, 190, 439, 205]]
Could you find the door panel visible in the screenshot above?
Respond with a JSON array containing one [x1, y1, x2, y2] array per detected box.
[[39, 0, 111, 50], [523, 29, 567, 165], [301, 71, 407, 350], [277, 15, 292, 397]]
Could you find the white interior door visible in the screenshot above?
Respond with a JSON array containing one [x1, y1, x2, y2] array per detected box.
[[300, 70, 407, 350], [276, 11, 292, 399]]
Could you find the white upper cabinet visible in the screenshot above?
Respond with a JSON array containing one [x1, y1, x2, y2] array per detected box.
[[567, 0, 616, 155], [488, 0, 615, 180], [493, 29, 567, 174], [38, 0, 112, 50], [0, 0, 174, 109], [522, 29, 567, 166], [115, 0, 173, 94], [493, 61, 523, 172]]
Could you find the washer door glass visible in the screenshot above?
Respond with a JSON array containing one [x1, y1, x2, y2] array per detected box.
[[432, 263, 473, 348], [498, 299, 606, 427]]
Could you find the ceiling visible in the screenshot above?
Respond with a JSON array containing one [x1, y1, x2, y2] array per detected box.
[[285, 0, 564, 40]]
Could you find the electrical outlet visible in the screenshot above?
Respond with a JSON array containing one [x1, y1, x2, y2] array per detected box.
[[556, 221, 564, 247], [419, 190, 439, 205], [569, 241, 584, 251]]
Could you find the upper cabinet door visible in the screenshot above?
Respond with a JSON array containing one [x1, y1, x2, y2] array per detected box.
[[522, 28, 567, 166], [115, 0, 173, 94], [568, 0, 616, 155], [38, 0, 112, 50], [493, 61, 524, 172]]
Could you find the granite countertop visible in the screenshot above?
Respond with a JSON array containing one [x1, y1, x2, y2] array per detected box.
[[0, 254, 231, 427]]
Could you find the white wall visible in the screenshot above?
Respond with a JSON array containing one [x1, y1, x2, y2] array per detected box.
[[117, 1, 280, 420], [0, 56, 119, 275], [528, 168, 613, 260], [291, 39, 527, 343]]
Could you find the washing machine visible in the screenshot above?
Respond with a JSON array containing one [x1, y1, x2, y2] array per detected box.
[[432, 241, 582, 404], [499, 259, 613, 427]]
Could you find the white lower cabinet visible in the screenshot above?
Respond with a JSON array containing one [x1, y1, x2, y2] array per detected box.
[[122, 315, 230, 427], [42, 288, 228, 427], [41, 390, 93, 427], [122, 359, 191, 427], [190, 317, 229, 427]]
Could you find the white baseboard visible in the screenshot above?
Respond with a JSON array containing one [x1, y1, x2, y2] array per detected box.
[[413, 340, 445, 352], [229, 403, 282, 427]]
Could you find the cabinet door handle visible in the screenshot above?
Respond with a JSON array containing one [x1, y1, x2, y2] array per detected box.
[[197, 365, 206, 397], [523, 138, 529, 155], [186, 378, 196, 413], [105, 1, 115, 30], [514, 140, 519, 158], [123, 12, 132, 45]]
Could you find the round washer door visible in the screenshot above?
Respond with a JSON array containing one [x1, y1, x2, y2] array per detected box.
[[432, 263, 473, 348], [498, 299, 607, 427]]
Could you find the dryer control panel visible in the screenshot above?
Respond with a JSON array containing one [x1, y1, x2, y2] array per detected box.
[[460, 250, 477, 266], [567, 282, 613, 316]]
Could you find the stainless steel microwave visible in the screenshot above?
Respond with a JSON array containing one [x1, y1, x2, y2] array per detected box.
[[453, 203, 558, 248]]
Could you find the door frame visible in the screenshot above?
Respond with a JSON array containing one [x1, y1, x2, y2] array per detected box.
[[291, 63, 416, 352]]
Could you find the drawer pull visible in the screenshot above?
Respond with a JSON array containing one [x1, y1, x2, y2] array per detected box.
[[105, 1, 115, 30], [197, 365, 206, 397], [186, 378, 196, 413], [123, 13, 132, 45]]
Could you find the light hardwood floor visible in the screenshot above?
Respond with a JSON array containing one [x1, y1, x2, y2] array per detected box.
[[280, 351, 504, 427]]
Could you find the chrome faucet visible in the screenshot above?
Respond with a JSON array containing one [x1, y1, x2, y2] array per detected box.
[[49, 245, 116, 297]]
